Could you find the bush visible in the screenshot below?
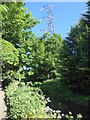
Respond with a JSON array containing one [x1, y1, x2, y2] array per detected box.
[[5, 81, 50, 119], [1, 39, 20, 87]]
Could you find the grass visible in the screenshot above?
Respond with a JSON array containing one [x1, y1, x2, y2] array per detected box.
[[34, 78, 89, 117]]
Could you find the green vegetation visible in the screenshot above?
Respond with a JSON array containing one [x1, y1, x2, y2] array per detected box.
[[60, 17, 89, 93], [2, 2, 37, 47], [6, 81, 82, 119], [34, 79, 89, 119], [1, 39, 20, 86], [34, 79, 89, 108], [0, 1, 89, 119], [6, 81, 49, 119]]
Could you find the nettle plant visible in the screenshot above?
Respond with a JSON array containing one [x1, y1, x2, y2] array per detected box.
[[5, 81, 50, 119]]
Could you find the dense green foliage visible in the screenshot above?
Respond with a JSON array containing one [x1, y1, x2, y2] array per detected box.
[[1, 1, 89, 119], [60, 17, 89, 93], [20, 33, 63, 82], [59, 1, 90, 93], [1, 39, 19, 67], [34, 79, 89, 108], [1, 39, 20, 86], [83, 1, 90, 27], [6, 81, 49, 119], [34, 79, 89, 118], [1, 2, 38, 83], [6, 81, 83, 119], [2, 2, 89, 92], [2, 2, 38, 47], [1, 2, 38, 82]]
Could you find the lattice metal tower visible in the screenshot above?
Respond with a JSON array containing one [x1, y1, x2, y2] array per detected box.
[[41, 5, 54, 36]]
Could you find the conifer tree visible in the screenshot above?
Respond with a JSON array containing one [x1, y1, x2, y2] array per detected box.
[[60, 17, 89, 93]]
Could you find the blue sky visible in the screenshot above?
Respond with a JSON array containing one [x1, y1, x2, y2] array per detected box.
[[25, 2, 87, 39]]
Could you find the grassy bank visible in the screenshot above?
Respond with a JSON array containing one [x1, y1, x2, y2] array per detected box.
[[34, 78, 89, 117]]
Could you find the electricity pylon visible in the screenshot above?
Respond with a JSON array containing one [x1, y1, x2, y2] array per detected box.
[[40, 5, 54, 36]]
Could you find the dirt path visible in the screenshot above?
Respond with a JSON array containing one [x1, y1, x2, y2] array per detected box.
[[0, 79, 7, 120]]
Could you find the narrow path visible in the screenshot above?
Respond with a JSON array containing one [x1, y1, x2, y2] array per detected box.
[[0, 78, 7, 120]]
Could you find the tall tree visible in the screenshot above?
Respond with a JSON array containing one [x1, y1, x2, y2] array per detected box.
[[60, 17, 89, 94], [83, 1, 90, 73], [1, 1, 38, 81], [2, 2, 38, 47], [20, 33, 63, 82], [83, 1, 90, 27]]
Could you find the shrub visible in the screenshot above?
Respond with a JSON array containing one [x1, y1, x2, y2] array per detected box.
[[5, 81, 50, 119], [1, 39, 20, 87]]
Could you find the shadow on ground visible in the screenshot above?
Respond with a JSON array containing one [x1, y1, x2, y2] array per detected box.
[[34, 79, 89, 119]]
